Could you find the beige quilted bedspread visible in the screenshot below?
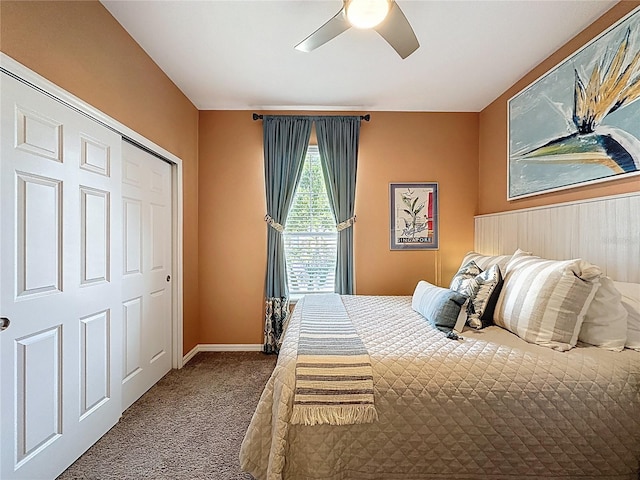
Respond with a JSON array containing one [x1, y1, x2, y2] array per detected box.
[[240, 296, 640, 480]]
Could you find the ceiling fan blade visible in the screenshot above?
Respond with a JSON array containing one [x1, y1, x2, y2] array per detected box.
[[374, 1, 419, 59], [295, 8, 351, 53]]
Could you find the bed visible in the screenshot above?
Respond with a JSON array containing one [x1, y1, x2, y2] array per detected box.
[[240, 294, 640, 479]]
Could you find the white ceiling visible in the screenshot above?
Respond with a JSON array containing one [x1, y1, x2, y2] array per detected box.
[[101, 0, 617, 112]]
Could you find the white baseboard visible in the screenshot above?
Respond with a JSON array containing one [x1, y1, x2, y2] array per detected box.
[[182, 344, 263, 365]]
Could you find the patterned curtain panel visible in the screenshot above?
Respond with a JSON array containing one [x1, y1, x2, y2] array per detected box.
[[263, 297, 290, 354], [315, 116, 360, 295], [263, 116, 313, 354]]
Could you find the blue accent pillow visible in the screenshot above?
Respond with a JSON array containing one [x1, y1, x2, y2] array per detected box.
[[411, 281, 468, 333]]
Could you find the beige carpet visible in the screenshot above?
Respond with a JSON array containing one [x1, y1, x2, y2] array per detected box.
[[58, 352, 277, 480]]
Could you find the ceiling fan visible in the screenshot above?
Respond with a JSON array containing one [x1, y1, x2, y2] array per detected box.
[[295, 0, 420, 59]]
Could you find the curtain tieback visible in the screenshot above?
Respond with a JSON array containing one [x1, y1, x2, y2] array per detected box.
[[336, 215, 356, 232], [265, 214, 285, 233]]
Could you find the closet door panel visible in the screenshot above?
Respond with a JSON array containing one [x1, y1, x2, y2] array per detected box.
[[1, 73, 123, 480]]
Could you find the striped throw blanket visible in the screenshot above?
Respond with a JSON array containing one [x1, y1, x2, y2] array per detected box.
[[290, 294, 378, 426]]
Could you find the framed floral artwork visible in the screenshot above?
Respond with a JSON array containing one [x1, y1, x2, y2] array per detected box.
[[507, 7, 640, 200], [390, 183, 438, 250]]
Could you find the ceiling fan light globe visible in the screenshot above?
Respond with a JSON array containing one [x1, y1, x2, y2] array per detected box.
[[346, 0, 390, 29]]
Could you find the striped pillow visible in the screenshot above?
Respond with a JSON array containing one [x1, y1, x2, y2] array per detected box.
[[459, 251, 513, 275], [494, 252, 602, 351]]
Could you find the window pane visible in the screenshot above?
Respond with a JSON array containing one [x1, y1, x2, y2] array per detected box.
[[284, 147, 337, 295]]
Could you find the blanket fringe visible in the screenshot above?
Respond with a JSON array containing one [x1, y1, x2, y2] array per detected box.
[[290, 405, 378, 426]]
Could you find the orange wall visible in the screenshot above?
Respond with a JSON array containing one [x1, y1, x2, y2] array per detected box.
[[4, 0, 633, 348], [478, 1, 640, 214], [198, 111, 478, 344], [0, 1, 200, 353]]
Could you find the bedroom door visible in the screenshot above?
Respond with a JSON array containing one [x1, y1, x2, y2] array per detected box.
[[120, 141, 173, 411], [0, 73, 123, 479]]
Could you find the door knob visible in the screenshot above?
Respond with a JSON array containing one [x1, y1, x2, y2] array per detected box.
[[0, 317, 10, 331]]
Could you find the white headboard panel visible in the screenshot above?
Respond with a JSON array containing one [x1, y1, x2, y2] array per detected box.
[[475, 193, 640, 283]]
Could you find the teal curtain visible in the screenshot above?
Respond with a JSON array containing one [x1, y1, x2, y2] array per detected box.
[[315, 116, 360, 295], [262, 116, 313, 354]]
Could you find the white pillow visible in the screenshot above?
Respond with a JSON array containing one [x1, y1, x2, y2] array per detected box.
[[579, 277, 628, 351], [494, 251, 601, 351], [613, 281, 640, 351]]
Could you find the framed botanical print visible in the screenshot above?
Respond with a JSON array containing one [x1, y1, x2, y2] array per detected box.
[[390, 183, 438, 250]]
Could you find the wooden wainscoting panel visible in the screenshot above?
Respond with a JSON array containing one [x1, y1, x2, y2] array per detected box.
[[475, 193, 640, 283]]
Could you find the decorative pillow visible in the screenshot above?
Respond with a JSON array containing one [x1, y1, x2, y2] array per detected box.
[[579, 276, 628, 351], [450, 262, 503, 329], [494, 251, 602, 351], [465, 265, 503, 329], [613, 281, 640, 351], [450, 261, 482, 293], [412, 281, 468, 333]]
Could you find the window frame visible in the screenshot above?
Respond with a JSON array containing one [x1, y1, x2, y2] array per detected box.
[[284, 145, 337, 300]]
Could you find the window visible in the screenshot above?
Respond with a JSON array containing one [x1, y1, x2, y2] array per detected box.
[[284, 146, 337, 296]]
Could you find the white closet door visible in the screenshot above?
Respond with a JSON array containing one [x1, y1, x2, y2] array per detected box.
[[0, 74, 123, 479], [121, 141, 172, 411]]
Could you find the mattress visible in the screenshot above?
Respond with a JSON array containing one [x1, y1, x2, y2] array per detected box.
[[240, 295, 640, 480]]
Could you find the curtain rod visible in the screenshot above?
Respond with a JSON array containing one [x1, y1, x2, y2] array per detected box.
[[252, 113, 370, 122]]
